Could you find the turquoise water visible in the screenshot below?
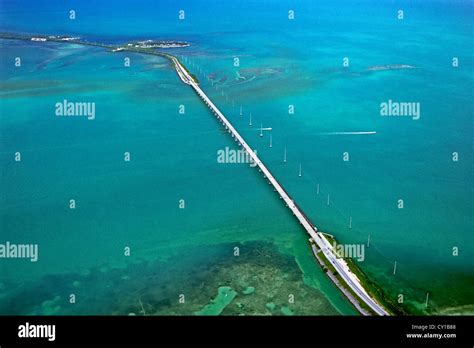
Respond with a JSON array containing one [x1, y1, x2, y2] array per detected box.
[[0, 0, 473, 315]]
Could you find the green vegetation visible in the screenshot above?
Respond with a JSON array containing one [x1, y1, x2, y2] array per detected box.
[[314, 243, 376, 315], [344, 257, 407, 315], [321, 233, 336, 245], [0, 32, 199, 85], [173, 57, 199, 84], [317, 234, 407, 316]]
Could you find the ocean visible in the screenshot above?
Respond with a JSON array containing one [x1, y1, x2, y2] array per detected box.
[[0, 0, 473, 315]]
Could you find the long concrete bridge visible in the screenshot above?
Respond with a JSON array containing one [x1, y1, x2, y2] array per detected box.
[[0, 32, 389, 314], [171, 57, 389, 316]]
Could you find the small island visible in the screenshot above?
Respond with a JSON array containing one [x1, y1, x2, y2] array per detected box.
[[0, 32, 198, 84], [126, 39, 190, 49], [0, 31, 398, 316]]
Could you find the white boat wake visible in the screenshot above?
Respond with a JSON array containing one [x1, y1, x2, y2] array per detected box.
[[317, 131, 377, 135]]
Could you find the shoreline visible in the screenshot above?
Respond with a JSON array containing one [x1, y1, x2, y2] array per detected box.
[[311, 234, 406, 315], [1, 31, 397, 316], [0, 31, 199, 84]]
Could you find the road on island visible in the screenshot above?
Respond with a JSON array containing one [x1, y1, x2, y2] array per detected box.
[[171, 57, 389, 316]]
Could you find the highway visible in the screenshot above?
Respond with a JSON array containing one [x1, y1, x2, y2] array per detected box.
[[172, 57, 390, 316], [0, 32, 390, 316]]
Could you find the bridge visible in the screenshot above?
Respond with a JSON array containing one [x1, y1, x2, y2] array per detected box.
[[171, 57, 389, 316], [0, 32, 389, 315]]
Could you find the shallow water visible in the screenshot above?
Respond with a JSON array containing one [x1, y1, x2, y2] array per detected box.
[[0, 0, 473, 315]]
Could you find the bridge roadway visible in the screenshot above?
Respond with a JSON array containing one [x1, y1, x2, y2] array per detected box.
[[172, 57, 389, 316]]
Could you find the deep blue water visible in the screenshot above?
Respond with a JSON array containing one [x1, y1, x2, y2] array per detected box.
[[0, 0, 473, 314]]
